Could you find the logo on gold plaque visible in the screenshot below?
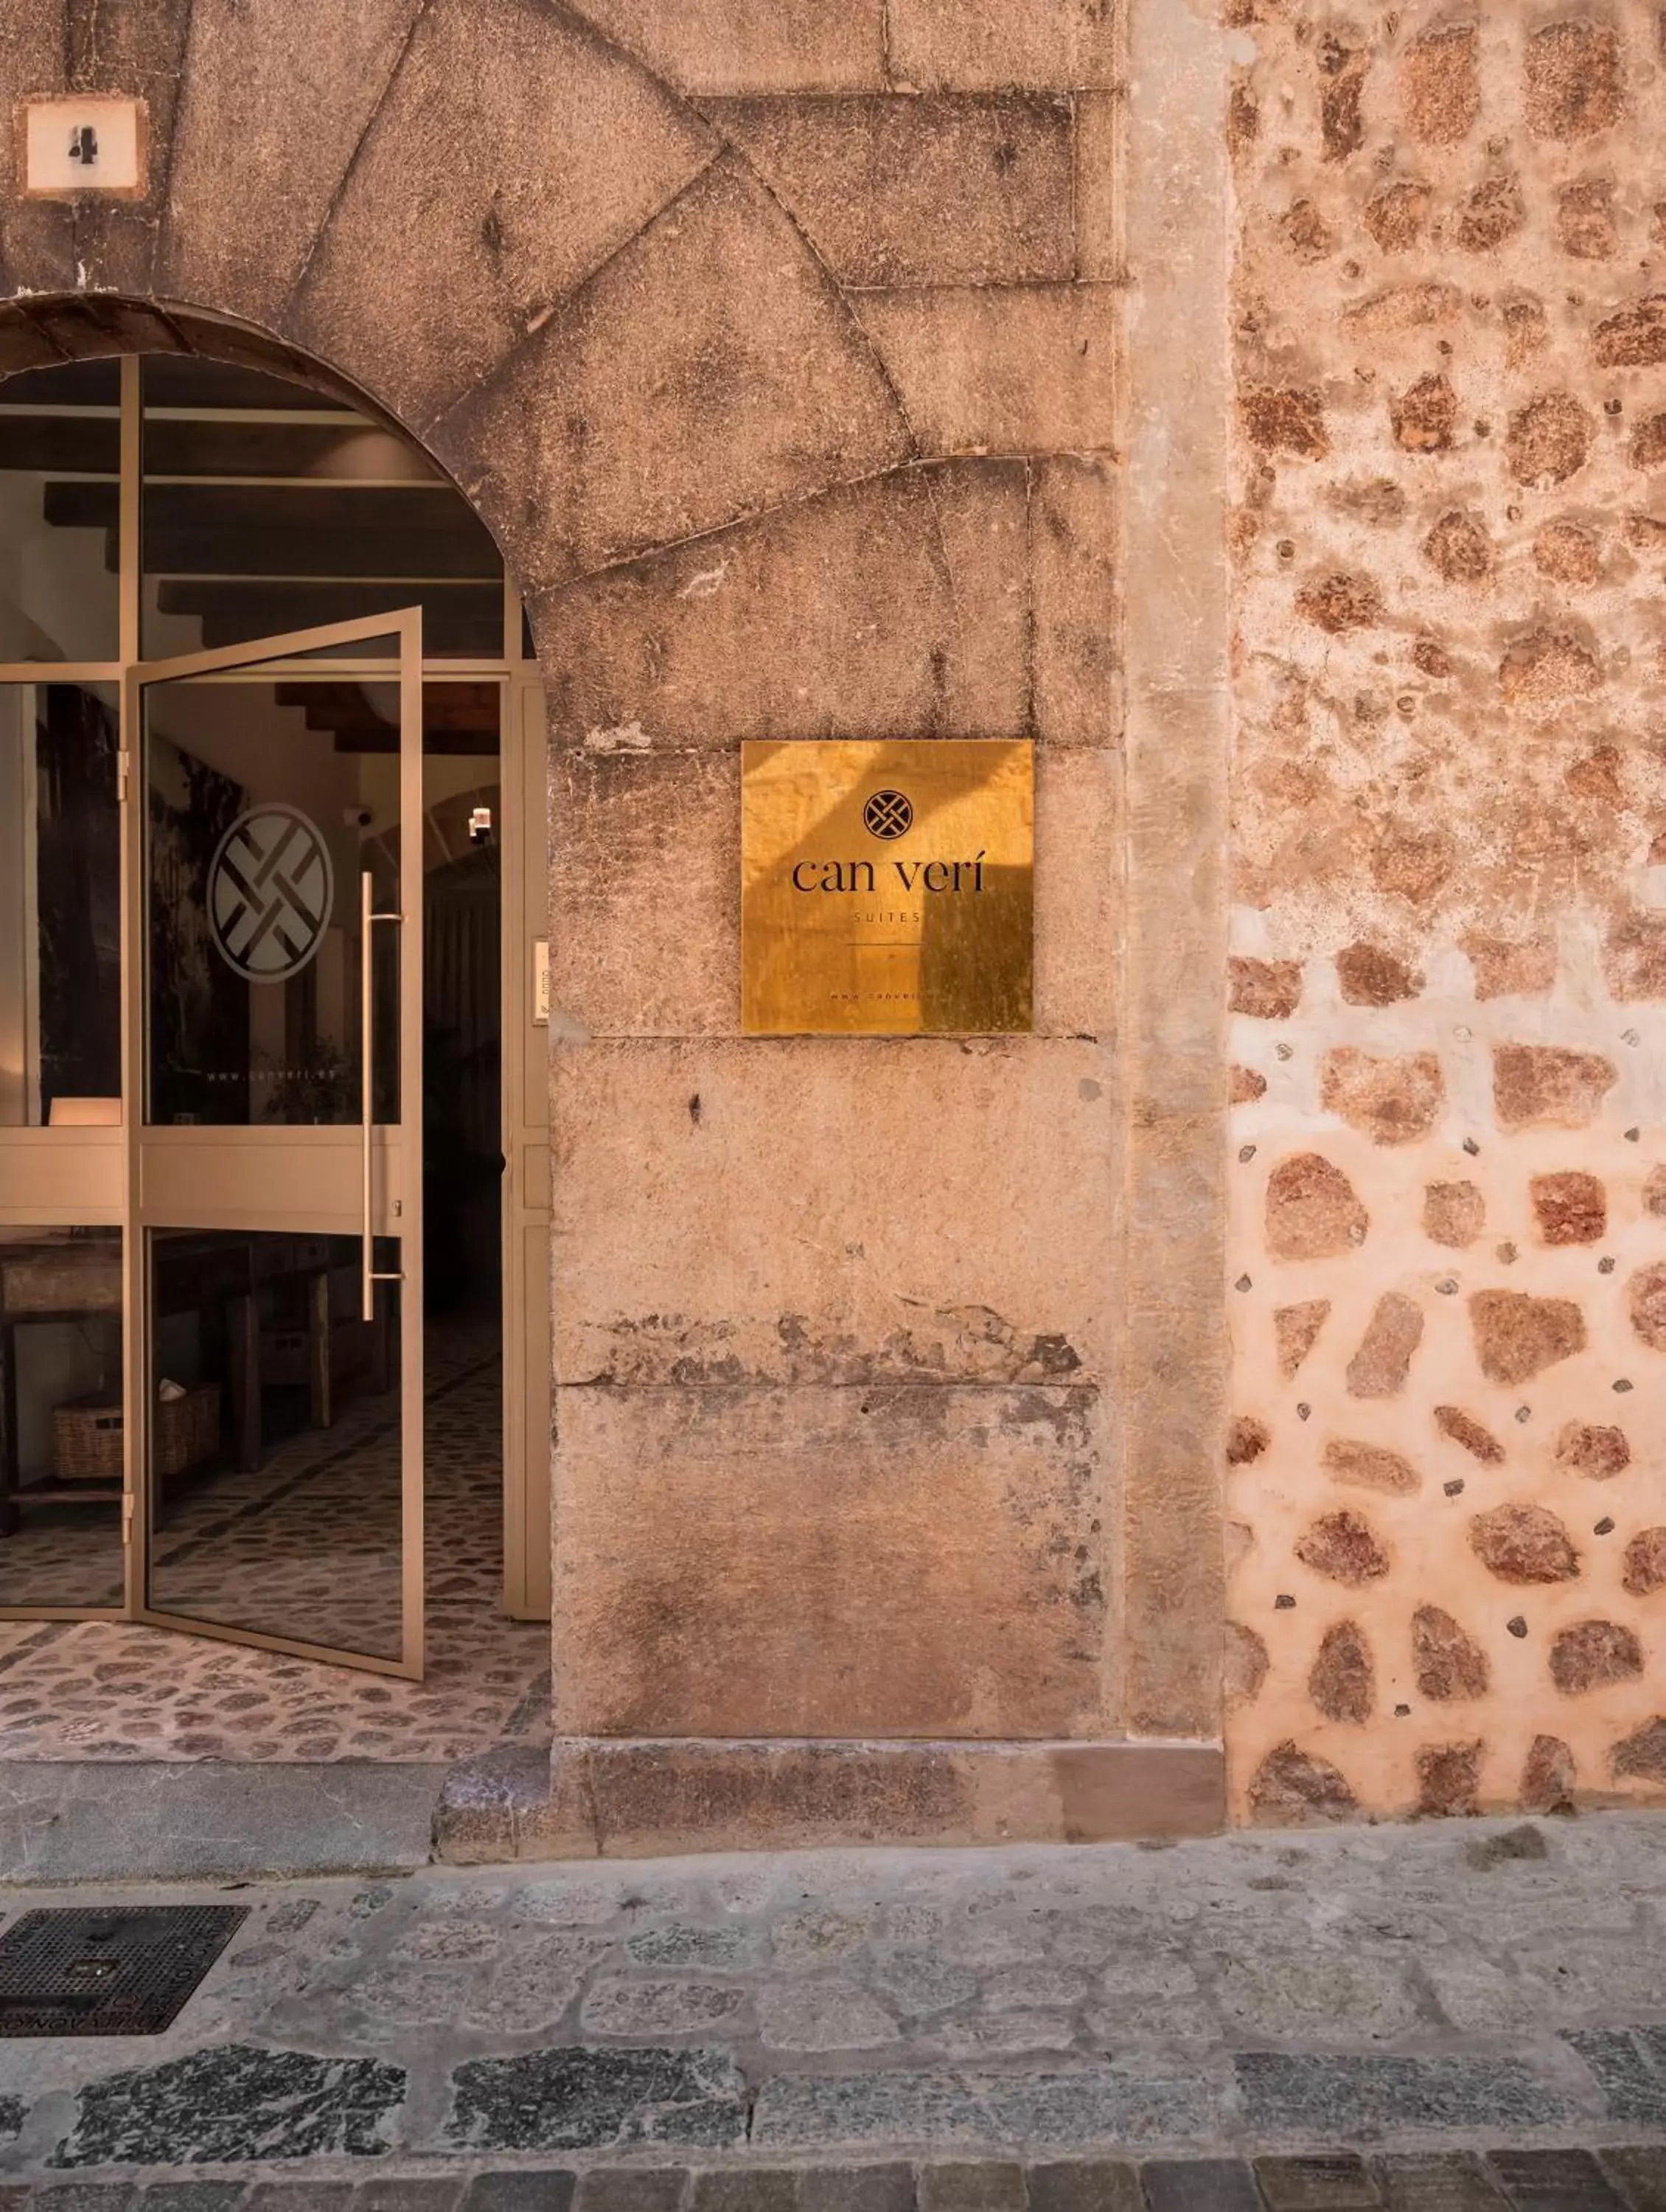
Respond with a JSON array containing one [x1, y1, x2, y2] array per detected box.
[[741, 740, 1034, 1037]]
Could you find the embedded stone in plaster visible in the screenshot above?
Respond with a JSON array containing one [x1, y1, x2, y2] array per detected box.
[[1523, 21, 1621, 143], [1423, 1181, 1485, 1249], [1550, 1620, 1643, 1694], [1492, 1045, 1617, 1130], [1631, 413, 1666, 470], [1469, 1503, 1581, 1586], [1322, 1439, 1420, 1495], [1506, 394, 1594, 488], [1390, 372, 1457, 451], [1605, 913, 1666, 1001], [1627, 1263, 1666, 1352], [1363, 181, 1431, 253], [1594, 293, 1666, 369], [1296, 1511, 1391, 1587], [1296, 571, 1384, 633], [1248, 1742, 1359, 1825], [1456, 177, 1524, 254], [1557, 1422, 1631, 1480], [1533, 521, 1603, 583], [1470, 1292, 1586, 1385], [1623, 1530, 1666, 1597], [1226, 1622, 1269, 1707], [1628, 512, 1666, 557], [1566, 745, 1624, 807], [1413, 1607, 1491, 1703], [1280, 200, 1336, 262], [1227, 1417, 1270, 1467], [1498, 630, 1601, 709], [1230, 958, 1302, 1019], [1399, 26, 1479, 147], [1342, 282, 1463, 338], [1522, 1734, 1577, 1814], [1372, 828, 1457, 905], [1321, 1050, 1443, 1147], [1416, 1741, 1482, 1818], [1308, 1621, 1375, 1725], [1613, 1718, 1666, 1781], [1345, 1293, 1424, 1399], [1330, 476, 1409, 528], [1240, 387, 1328, 459], [1648, 1166, 1666, 1217], [1276, 1301, 1331, 1378], [1421, 509, 1493, 583], [1461, 936, 1556, 1001], [1336, 944, 1422, 1006], [1531, 1172, 1607, 1246], [1557, 178, 1619, 261], [1231, 1065, 1268, 1105], [1320, 40, 1367, 162], [1505, 295, 1550, 368], [1434, 1406, 1504, 1464], [1265, 1155, 1368, 1262]]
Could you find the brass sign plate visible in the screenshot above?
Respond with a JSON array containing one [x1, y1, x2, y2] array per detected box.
[[741, 740, 1034, 1036]]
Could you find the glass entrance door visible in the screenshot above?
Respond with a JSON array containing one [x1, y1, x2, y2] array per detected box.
[[124, 611, 425, 1676]]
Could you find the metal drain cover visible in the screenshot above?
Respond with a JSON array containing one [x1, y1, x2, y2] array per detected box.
[[0, 1905, 247, 2035]]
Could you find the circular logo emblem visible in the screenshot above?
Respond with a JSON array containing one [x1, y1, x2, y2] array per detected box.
[[208, 804, 335, 982], [862, 789, 914, 841]]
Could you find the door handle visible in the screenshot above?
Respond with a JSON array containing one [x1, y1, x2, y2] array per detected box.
[[360, 869, 406, 1321]]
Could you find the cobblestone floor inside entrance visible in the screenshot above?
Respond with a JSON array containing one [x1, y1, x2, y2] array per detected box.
[[0, 1330, 548, 1763]]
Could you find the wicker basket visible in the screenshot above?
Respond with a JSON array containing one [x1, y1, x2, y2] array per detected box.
[[52, 1383, 220, 1484]]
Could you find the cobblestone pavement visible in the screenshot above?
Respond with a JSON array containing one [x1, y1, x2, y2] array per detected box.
[[1, 1816, 1665, 2197]]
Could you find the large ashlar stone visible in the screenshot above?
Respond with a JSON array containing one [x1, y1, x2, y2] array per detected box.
[[551, 1037, 1115, 1388], [288, 0, 715, 429], [1320, 1049, 1443, 1146], [853, 285, 1118, 457], [1264, 1155, 1367, 1262], [566, 0, 886, 94], [1345, 1292, 1423, 1398], [158, 0, 424, 321], [1469, 1291, 1586, 1385], [0, 5, 73, 297], [1033, 456, 1119, 745], [886, 0, 1120, 91], [551, 1382, 1109, 1739], [1492, 1045, 1616, 1129], [709, 96, 1073, 287], [534, 461, 1025, 747], [433, 153, 911, 590], [1469, 1503, 1580, 1586]]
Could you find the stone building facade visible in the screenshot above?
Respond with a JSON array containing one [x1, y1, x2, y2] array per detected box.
[[0, 0, 1661, 1851]]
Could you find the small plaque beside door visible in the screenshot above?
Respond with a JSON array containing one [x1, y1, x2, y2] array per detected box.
[[19, 97, 147, 196], [741, 740, 1033, 1037]]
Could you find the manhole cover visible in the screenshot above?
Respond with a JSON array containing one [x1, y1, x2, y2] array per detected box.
[[0, 1905, 247, 2035]]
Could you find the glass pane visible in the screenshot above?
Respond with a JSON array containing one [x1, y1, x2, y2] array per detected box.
[[0, 682, 121, 1127], [0, 359, 121, 662], [145, 1229, 404, 1661], [0, 1225, 124, 1610], [143, 641, 403, 1129], [142, 357, 503, 660]]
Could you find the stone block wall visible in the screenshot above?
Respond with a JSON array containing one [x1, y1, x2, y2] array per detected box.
[[1227, 1, 1666, 1820]]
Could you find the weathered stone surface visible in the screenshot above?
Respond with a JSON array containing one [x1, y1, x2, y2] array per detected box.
[[1265, 1154, 1368, 1262], [1416, 1741, 1483, 1818], [1239, 2053, 1569, 2133], [1521, 1735, 1577, 1815], [1033, 456, 1118, 744], [1255, 2155, 1377, 2211], [1423, 1182, 1484, 1249], [1628, 1263, 1666, 1352], [1530, 1172, 1606, 1246], [158, 0, 424, 321], [54, 2047, 405, 2167], [1462, 935, 1556, 1001], [1414, 1607, 1490, 1703], [1227, 1416, 1269, 1466], [1345, 1293, 1424, 1399], [1557, 178, 1618, 260], [1533, 520, 1602, 582], [709, 96, 1073, 288], [1550, 1621, 1643, 1694], [753, 2065, 1216, 2149], [756, 1981, 900, 2053], [1468, 1291, 1586, 1385], [1309, 1621, 1375, 1725], [885, 0, 1120, 91], [1594, 294, 1666, 369], [1524, 20, 1620, 141], [1296, 571, 1384, 633], [1623, 1529, 1666, 1597], [1336, 944, 1421, 1006], [1232, 1065, 1267, 1106], [1556, 1422, 1630, 1480], [536, 459, 1026, 749], [1364, 181, 1431, 253], [1498, 630, 1602, 709], [1400, 26, 1479, 146], [1421, 511, 1493, 583], [853, 285, 1117, 456], [1275, 1300, 1331, 1377], [566, 0, 885, 92], [1230, 957, 1302, 1018], [1434, 1407, 1504, 1464], [290, 0, 715, 428], [1321, 1051, 1443, 1147], [1456, 177, 1525, 255], [1248, 1742, 1359, 1823], [1469, 1503, 1580, 1586], [1648, 1165, 1666, 1217], [1241, 389, 1328, 459], [552, 1382, 1107, 1739], [1226, 1621, 1269, 1706], [435, 153, 911, 589], [1323, 1439, 1420, 1496], [1606, 911, 1666, 1000], [1613, 1719, 1666, 1781], [1297, 1511, 1391, 1587], [1391, 373, 1457, 452], [447, 2047, 746, 2152], [581, 1979, 750, 2037], [1559, 2035, 1666, 2131], [1505, 393, 1594, 487]]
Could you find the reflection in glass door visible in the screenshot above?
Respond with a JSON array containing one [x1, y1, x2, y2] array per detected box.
[[125, 613, 425, 1675]]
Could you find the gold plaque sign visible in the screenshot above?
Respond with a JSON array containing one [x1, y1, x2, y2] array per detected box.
[[741, 740, 1034, 1035]]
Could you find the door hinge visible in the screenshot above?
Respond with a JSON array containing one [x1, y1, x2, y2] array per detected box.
[[116, 749, 130, 803], [122, 1493, 134, 1530]]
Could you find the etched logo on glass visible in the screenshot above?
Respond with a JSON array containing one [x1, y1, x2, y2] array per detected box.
[[208, 804, 335, 981]]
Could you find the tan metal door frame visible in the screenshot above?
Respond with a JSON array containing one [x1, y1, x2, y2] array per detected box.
[[120, 608, 427, 1677]]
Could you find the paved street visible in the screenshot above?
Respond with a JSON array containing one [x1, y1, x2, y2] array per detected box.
[[1, 1815, 1665, 2199]]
